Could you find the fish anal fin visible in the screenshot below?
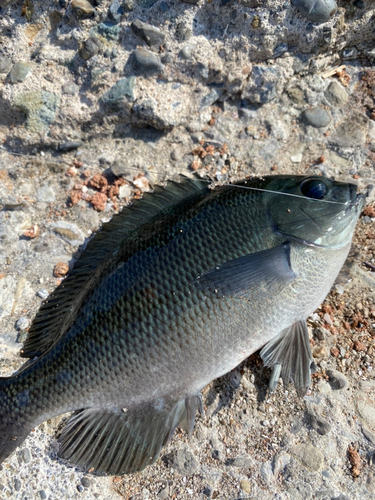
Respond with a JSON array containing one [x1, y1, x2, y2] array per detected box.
[[193, 242, 296, 296], [58, 394, 201, 475], [260, 319, 313, 397]]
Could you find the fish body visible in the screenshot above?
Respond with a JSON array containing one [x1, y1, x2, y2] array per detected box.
[[0, 175, 364, 474]]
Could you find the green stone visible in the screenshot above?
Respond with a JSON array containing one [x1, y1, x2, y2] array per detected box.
[[93, 22, 121, 41], [10, 62, 32, 84], [100, 77, 136, 108], [14, 91, 60, 133]]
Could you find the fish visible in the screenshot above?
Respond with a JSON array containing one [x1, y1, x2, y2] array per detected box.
[[0, 174, 364, 475]]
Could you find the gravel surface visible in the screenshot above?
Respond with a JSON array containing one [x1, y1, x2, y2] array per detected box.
[[0, 0, 374, 499]]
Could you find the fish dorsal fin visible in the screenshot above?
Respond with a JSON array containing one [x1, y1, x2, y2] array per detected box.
[[260, 319, 314, 397], [58, 395, 202, 475], [21, 176, 208, 358], [192, 242, 296, 296]]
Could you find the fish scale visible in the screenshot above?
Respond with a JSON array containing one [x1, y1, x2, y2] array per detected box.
[[0, 175, 364, 475]]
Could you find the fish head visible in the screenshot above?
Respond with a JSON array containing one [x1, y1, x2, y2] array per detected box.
[[263, 176, 365, 249]]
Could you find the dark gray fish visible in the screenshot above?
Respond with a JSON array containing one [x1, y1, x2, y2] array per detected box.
[[0, 175, 364, 475]]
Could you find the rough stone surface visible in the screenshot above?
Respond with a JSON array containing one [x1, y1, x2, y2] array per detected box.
[[0, 1, 375, 499], [291, 443, 324, 471]]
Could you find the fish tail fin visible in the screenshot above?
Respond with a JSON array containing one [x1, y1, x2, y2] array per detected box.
[[58, 394, 202, 475], [0, 376, 31, 465]]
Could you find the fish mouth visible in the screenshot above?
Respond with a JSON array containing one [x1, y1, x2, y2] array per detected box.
[[276, 192, 365, 249]]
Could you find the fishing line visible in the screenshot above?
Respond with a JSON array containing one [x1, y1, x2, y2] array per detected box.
[[221, 183, 353, 206]]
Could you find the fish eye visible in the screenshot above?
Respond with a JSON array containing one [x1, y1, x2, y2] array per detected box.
[[300, 179, 327, 200]]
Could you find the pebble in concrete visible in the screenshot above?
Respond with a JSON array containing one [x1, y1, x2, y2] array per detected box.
[[9, 62, 32, 84], [14, 91, 60, 133], [72, 0, 95, 19], [51, 221, 85, 246], [131, 19, 165, 47], [291, 443, 324, 471], [130, 48, 164, 75], [291, 0, 337, 23], [0, 56, 12, 74], [100, 76, 136, 108], [325, 81, 349, 106], [302, 106, 332, 128], [80, 37, 102, 60]]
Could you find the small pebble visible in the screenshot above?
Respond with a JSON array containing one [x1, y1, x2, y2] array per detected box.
[[228, 456, 252, 468], [62, 82, 80, 95], [131, 19, 166, 47], [37, 289, 49, 300], [291, 443, 323, 471], [165, 447, 197, 474], [326, 368, 349, 390], [242, 65, 282, 104], [80, 37, 102, 60], [179, 44, 195, 59], [38, 491, 47, 500], [175, 22, 192, 42], [325, 81, 348, 106], [290, 153, 303, 163], [302, 106, 332, 128], [53, 262, 69, 278], [130, 48, 164, 75], [10, 62, 32, 84], [52, 221, 85, 246], [108, 0, 123, 23], [341, 47, 358, 60], [240, 480, 251, 493], [20, 448, 31, 464], [100, 77, 136, 108], [212, 449, 224, 461], [37, 185, 56, 203], [81, 477, 91, 487], [15, 317, 29, 331], [95, 22, 121, 41], [14, 91, 60, 133], [14, 478, 22, 491], [202, 486, 213, 497], [0, 56, 12, 74], [58, 141, 82, 152], [305, 407, 331, 435], [291, 0, 337, 23], [71, 0, 95, 18]]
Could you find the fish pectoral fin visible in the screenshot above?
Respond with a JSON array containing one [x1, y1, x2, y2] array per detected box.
[[192, 242, 296, 296], [58, 394, 202, 475], [260, 319, 313, 397]]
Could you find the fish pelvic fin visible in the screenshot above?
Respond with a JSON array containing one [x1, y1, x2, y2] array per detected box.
[[260, 319, 314, 397], [58, 394, 202, 475]]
